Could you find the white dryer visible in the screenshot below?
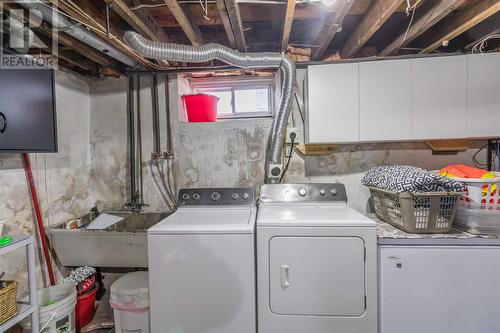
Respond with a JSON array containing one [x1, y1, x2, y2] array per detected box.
[[148, 188, 256, 333], [257, 183, 377, 333]]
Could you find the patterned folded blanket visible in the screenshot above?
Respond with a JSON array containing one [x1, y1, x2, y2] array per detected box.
[[361, 165, 465, 193]]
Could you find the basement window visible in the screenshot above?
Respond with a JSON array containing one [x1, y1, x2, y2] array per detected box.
[[190, 77, 276, 119]]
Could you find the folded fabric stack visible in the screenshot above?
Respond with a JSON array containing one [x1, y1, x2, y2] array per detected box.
[[361, 165, 465, 193]]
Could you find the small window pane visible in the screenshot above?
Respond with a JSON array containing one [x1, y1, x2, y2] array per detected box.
[[234, 88, 270, 113], [202, 91, 232, 114]]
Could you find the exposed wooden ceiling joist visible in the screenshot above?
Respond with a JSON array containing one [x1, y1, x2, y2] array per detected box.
[[216, 0, 237, 49], [163, 0, 204, 45], [216, 0, 247, 51], [379, 0, 468, 56], [311, 0, 356, 60], [48, 0, 152, 68], [340, 0, 404, 58], [420, 0, 500, 54], [280, 0, 296, 52], [105, 0, 171, 66]]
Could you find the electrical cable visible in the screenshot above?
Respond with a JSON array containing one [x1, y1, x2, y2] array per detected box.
[[472, 142, 490, 169], [280, 133, 296, 183]]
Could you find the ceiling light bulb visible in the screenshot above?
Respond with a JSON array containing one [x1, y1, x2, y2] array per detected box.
[[321, 0, 337, 6]]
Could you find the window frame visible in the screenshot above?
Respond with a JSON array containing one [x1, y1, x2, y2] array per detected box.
[[190, 76, 276, 119]]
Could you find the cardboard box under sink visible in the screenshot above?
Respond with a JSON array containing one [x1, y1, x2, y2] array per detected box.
[[48, 212, 169, 268]]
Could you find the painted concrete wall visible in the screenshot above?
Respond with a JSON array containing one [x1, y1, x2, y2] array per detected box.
[[0, 71, 92, 293]]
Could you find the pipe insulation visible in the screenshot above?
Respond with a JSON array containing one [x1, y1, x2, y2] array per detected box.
[[123, 31, 296, 183], [18, 0, 137, 68]]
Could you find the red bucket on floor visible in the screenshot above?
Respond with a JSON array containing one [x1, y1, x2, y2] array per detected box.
[[76, 282, 98, 330], [182, 94, 219, 122]]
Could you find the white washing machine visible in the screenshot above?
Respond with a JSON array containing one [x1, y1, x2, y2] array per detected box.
[[148, 188, 256, 333], [257, 183, 377, 333]]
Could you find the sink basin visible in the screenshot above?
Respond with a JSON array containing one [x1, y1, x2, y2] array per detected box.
[[48, 212, 170, 268]]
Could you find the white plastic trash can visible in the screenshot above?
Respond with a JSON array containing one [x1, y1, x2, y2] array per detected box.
[[110, 271, 150, 333]]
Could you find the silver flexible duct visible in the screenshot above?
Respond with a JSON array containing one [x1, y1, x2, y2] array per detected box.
[[18, 0, 137, 68], [123, 31, 295, 183]]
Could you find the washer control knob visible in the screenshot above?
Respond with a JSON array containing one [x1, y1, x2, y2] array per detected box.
[[330, 188, 338, 196], [182, 193, 190, 200], [242, 192, 249, 200], [211, 192, 221, 201], [319, 189, 327, 196], [232, 193, 240, 200], [298, 188, 307, 197], [193, 193, 200, 200]]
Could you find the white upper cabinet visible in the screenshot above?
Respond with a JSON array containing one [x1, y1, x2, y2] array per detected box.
[[467, 53, 500, 138], [307, 63, 359, 143], [411, 56, 468, 140], [305, 53, 500, 144], [359, 59, 412, 141]]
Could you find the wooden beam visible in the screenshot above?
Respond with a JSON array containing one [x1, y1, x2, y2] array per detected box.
[[163, 0, 204, 45], [107, 0, 167, 42], [48, 0, 153, 68], [311, 0, 356, 60], [340, 0, 404, 58], [420, 0, 500, 54], [426, 139, 473, 153], [280, 0, 296, 52], [216, 0, 246, 51], [106, 0, 170, 66], [296, 144, 337, 156], [379, 0, 467, 56], [216, 0, 237, 48]]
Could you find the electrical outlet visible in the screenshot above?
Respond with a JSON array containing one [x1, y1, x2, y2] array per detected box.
[[286, 127, 300, 144]]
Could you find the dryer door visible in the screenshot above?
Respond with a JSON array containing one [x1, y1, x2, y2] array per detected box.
[[269, 236, 365, 316]]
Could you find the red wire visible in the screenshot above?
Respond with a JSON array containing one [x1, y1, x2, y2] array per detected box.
[[22, 153, 56, 286]]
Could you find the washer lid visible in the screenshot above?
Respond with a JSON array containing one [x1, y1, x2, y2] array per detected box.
[[257, 205, 375, 227], [148, 208, 256, 234]]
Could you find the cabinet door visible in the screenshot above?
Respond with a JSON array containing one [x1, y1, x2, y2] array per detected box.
[[468, 53, 500, 137], [269, 236, 365, 316], [359, 59, 412, 141], [412, 56, 467, 139], [379, 246, 500, 333], [307, 63, 359, 143]]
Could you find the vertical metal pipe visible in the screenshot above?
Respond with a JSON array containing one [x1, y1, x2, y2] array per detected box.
[[136, 75, 144, 203], [164, 75, 173, 155], [128, 76, 136, 202], [152, 73, 161, 154]]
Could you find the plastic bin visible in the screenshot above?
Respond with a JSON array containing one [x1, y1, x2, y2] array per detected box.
[[369, 187, 463, 233], [182, 94, 219, 122], [76, 282, 98, 330], [110, 271, 149, 333]]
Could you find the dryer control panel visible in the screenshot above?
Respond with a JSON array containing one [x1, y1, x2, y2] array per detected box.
[[178, 188, 255, 206], [260, 183, 347, 203]]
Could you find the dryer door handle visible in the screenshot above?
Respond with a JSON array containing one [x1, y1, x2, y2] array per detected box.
[[280, 264, 290, 290]]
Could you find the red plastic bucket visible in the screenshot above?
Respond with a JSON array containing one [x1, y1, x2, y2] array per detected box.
[[182, 94, 219, 122], [75, 282, 98, 330]]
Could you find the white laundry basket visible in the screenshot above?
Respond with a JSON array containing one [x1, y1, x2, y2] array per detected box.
[[453, 172, 500, 234], [110, 271, 150, 333]]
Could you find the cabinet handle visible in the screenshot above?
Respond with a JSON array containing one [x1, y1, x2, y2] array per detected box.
[[0, 112, 6, 133], [280, 264, 290, 290]]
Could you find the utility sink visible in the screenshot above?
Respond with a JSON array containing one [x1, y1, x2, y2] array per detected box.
[[48, 212, 169, 268]]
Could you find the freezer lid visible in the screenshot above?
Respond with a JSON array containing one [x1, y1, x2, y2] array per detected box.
[[148, 208, 256, 234], [257, 205, 376, 227]]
